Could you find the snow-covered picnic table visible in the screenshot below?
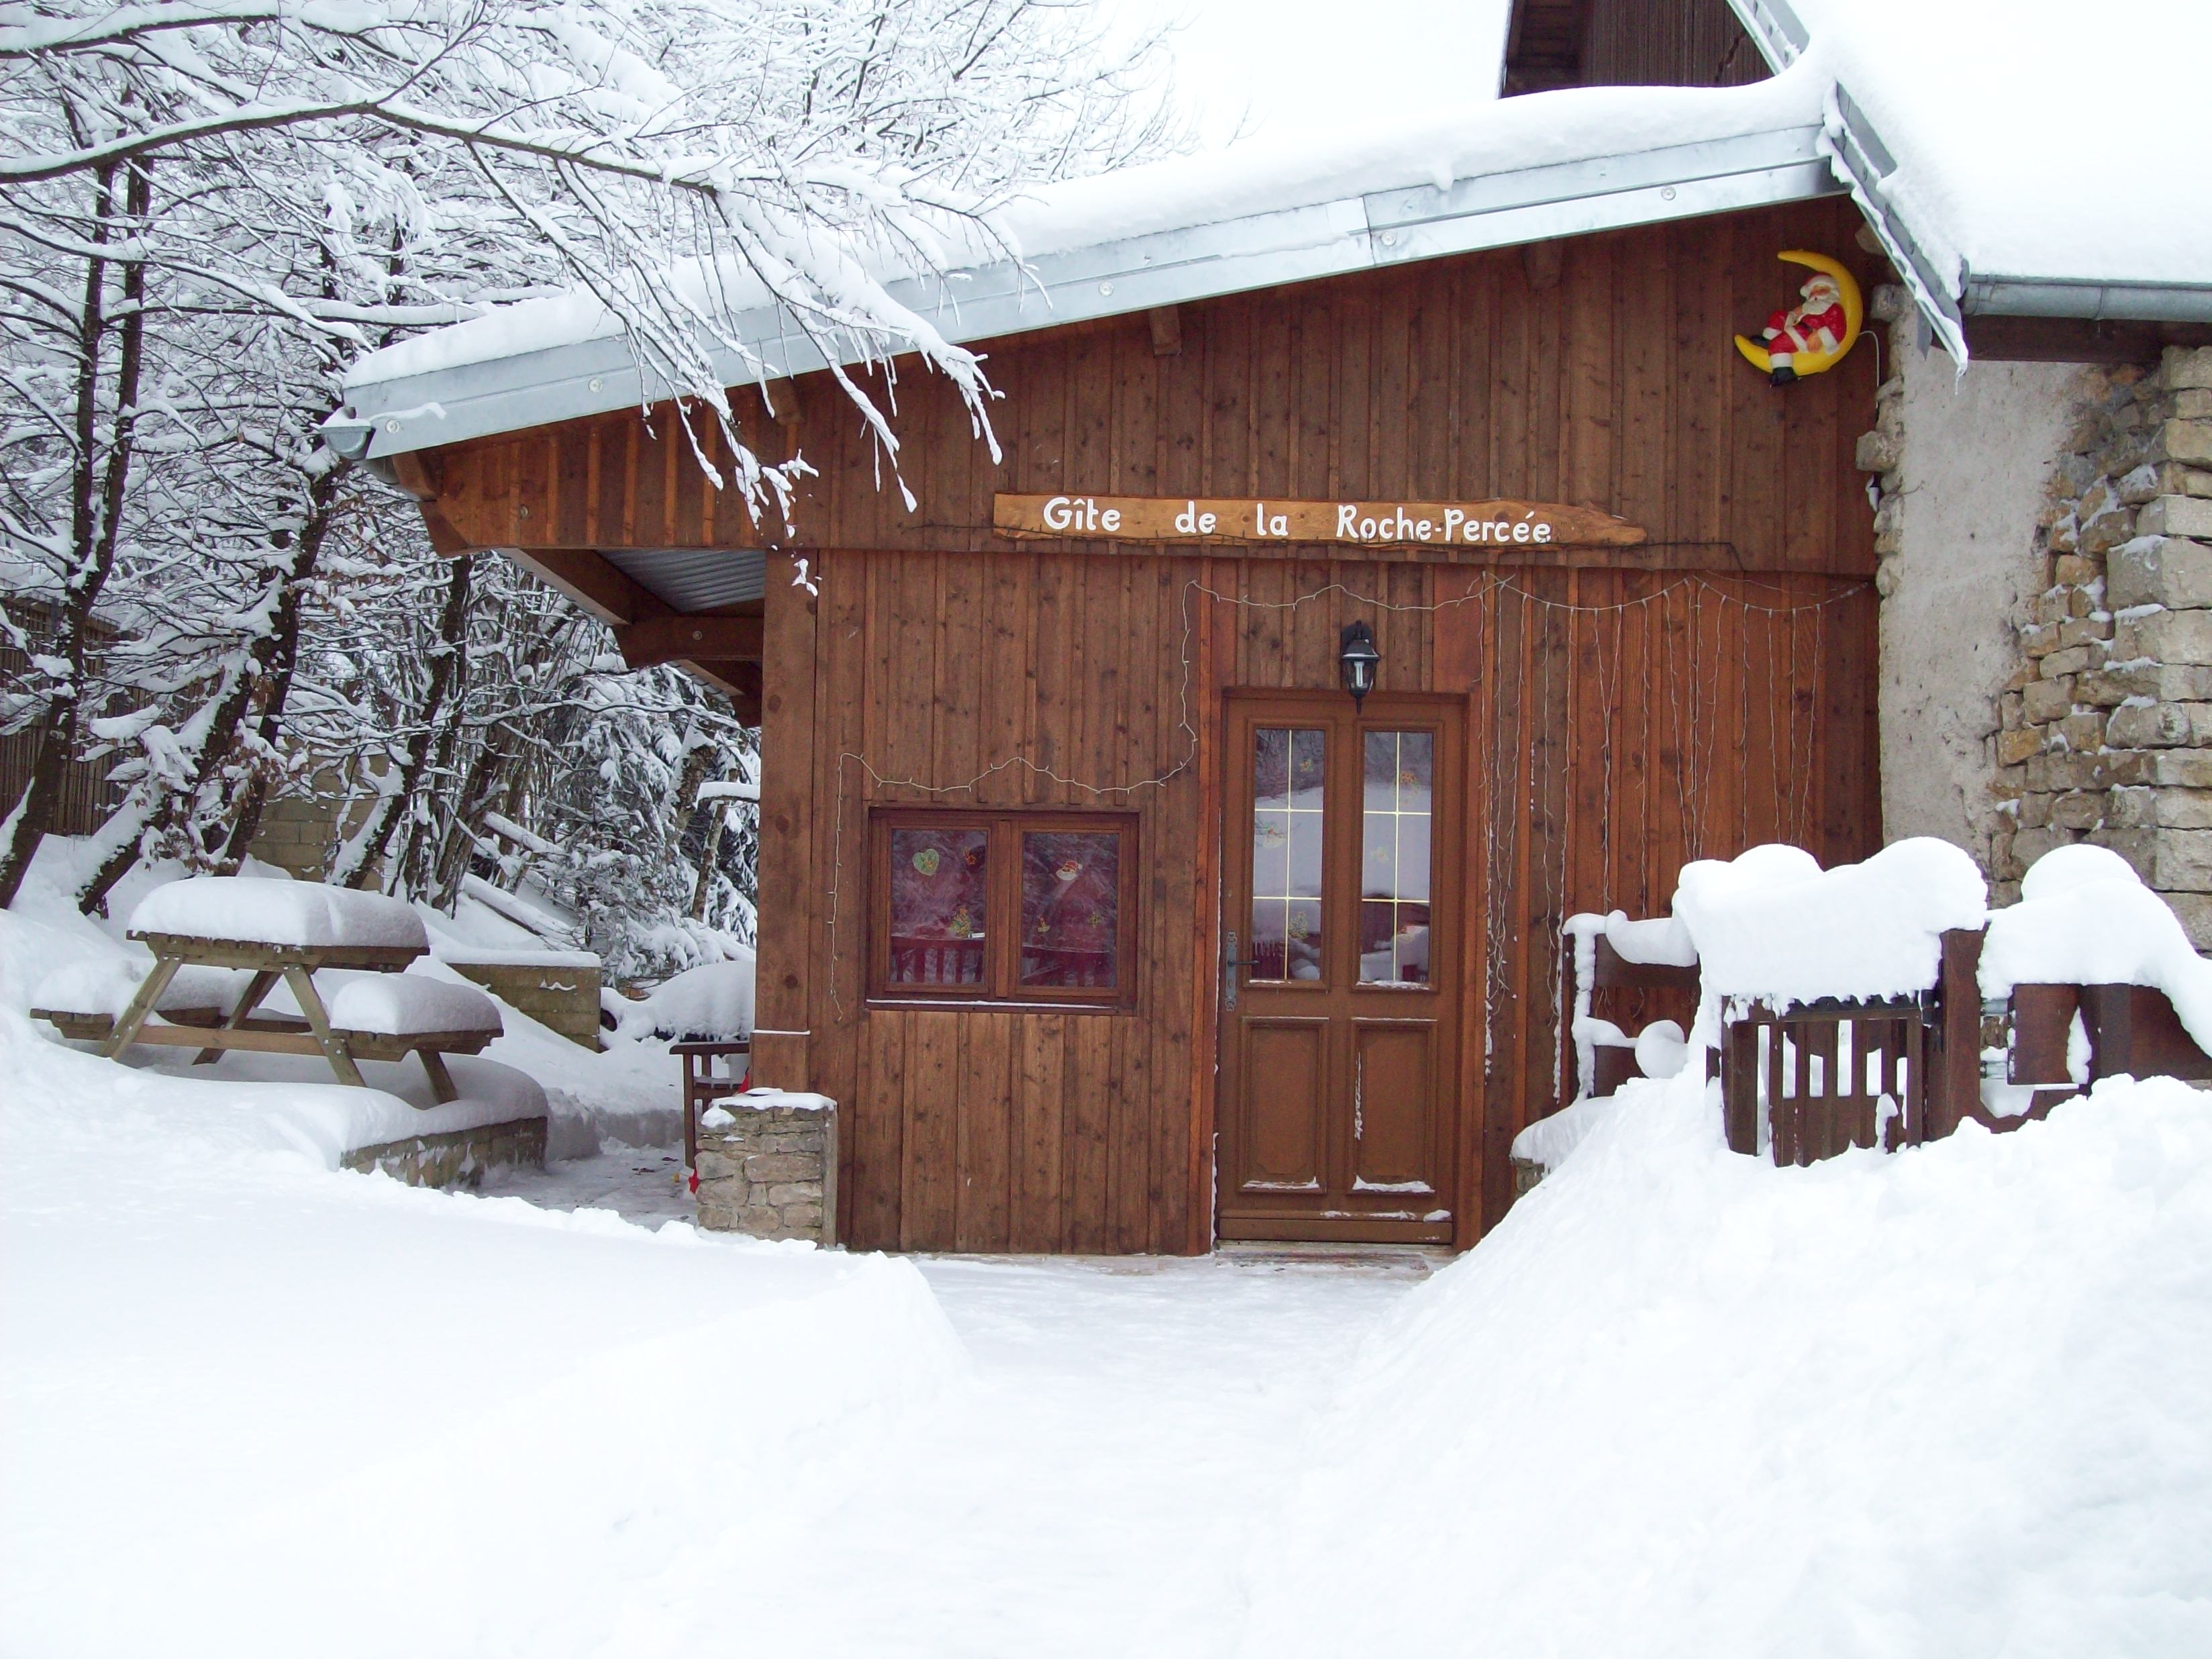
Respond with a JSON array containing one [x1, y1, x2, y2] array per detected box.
[[31, 877, 502, 1104]]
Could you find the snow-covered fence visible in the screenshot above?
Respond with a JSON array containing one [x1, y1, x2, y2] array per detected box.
[[1716, 928, 1984, 1164]]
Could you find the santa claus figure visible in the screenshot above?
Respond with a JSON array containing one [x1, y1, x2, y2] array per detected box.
[[1759, 272, 1846, 385]]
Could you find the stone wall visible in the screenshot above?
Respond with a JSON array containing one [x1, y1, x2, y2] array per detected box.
[[447, 957, 603, 1049], [1991, 346, 2212, 939], [1864, 285, 2082, 866], [694, 1094, 838, 1244], [342, 1115, 548, 1188]]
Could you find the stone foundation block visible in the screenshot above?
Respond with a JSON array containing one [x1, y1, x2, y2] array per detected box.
[[2110, 535, 2212, 609], [2020, 678, 2075, 723], [2107, 787, 2212, 830], [2105, 701, 2212, 748], [342, 1116, 548, 1189], [2025, 751, 2123, 793], [2011, 825, 2079, 868], [2160, 419, 2212, 468], [2164, 893, 2212, 952], [2077, 662, 2212, 705], [2090, 827, 2212, 891], [2166, 346, 2212, 391], [2058, 712, 2107, 752], [1995, 727, 2043, 766], [2050, 791, 2105, 830], [2117, 608, 2212, 666], [2137, 496, 2212, 540], [692, 1094, 838, 1245]]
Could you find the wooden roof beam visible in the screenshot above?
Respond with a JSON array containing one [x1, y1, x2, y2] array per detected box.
[[682, 660, 763, 725], [501, 548, 666, 628], [615, 613, 764, 672]]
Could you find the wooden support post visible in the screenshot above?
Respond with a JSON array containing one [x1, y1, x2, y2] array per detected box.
[[1921, 927, 1985, 1141], [280, 966, 366, 1087], [1720, 1017, 1760, 1156], [103, 957, 183, 1058], [197, 967, 279, 1066], [418, 1050, 460, 1105]]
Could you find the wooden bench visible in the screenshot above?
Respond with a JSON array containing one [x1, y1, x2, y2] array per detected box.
[[36, 931, 499, 1105]]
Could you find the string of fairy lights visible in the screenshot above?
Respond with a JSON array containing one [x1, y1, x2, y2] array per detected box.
[[812, 563, 1863, 1025]]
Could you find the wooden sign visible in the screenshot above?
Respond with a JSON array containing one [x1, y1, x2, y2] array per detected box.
[[994, 494, 1645, 548]]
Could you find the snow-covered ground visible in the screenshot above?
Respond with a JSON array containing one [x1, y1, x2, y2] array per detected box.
[[7, 843, 2212, 1655]]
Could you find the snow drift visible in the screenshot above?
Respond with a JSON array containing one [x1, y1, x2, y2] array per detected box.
[[1244, 1064, 2212, 1656]]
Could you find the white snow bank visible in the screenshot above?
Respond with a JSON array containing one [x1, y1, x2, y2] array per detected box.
[[621, 951, 757, 1042], [323, 972, 501, 1038], [130, 876, 428, 952], [1248, 1064, 2212, 1656], [1674, 838, 1986, 1005], [0, 1011, 962, 1658], [30, 956, 248, 1018], [1982, 844, 2212, 1052]]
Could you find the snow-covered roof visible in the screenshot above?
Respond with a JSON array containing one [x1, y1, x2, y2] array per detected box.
[[343, 0, 2212, 459], [341, 72, 1836, 457], [1738, 0, 2212, 358]]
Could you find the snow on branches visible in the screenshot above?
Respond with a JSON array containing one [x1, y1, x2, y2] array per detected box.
[[1, 0, 1168, 964]]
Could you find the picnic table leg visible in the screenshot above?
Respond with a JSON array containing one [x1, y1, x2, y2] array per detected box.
[[103, 957, 183, 1058], [417, 1050, 460, 1105], [280, 966, 366, 1088], [195, 968, 279, 1066]]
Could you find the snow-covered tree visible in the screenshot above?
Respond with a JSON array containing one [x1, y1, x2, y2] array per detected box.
[[2, 0, 1169, 940]]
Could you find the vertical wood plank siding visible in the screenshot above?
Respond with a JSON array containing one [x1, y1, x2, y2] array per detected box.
[[777, 550, 1874, 1254], [423, 200, 1884, 1252]]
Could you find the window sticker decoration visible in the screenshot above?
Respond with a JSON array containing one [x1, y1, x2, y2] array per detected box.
[[887, 826, 989, 985], [1020, 832, 1121, 989]]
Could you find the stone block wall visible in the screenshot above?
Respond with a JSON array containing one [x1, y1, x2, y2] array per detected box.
[[246, 791, 343, 880], [1993, 345, 2212, 941], [447, 957, 603, 1049], [342, 1115, 548, 1188], [694, 1094, 838, 1244]]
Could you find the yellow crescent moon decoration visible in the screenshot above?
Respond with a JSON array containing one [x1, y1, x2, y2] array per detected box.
[[1734, 249, 1864, 379]]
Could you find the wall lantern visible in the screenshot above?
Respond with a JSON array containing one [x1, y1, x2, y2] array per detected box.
[[1339, 620, 1380, 707]]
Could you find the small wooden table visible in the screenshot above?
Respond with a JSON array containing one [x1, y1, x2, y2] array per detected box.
[[41, 930, 491, 1103], [672, 1040, 752, 1170]]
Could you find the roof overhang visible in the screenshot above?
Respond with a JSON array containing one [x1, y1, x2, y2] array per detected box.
[[1726, 0, 2212, 358], [342, 123, 1840, 460]]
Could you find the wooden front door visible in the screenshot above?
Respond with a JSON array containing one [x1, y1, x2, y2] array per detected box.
[[1217, 693, 1463, 1244]]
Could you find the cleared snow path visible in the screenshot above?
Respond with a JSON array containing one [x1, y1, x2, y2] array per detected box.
[[730, 1251, 1433, 1657], [487, 1156, 1431, 1655]]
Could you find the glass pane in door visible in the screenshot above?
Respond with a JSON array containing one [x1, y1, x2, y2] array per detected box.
[[1359, 730, 1434, 985], [1252, 727, 1325, 981]]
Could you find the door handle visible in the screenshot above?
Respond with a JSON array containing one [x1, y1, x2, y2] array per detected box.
[[1224, 930, 1253, 1011]]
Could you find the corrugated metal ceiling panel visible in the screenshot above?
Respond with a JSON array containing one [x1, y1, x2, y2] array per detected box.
[[601, 548, 765, 612]]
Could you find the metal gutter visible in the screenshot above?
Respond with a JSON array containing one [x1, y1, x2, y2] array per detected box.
[[1962, 276, 2212, 323], [342, 124, 1839, 460]]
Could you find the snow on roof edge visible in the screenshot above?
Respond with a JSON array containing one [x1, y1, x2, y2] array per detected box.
[[341, 71, 1839, 458]]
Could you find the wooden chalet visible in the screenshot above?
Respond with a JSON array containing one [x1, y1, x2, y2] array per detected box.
[[333, 0, 2207, 1253]]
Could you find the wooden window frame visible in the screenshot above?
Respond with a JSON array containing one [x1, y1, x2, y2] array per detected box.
[[867, 809, 1140, 1012]]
